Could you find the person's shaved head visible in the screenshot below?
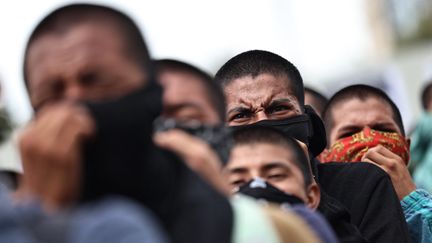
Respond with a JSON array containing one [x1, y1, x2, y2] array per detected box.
[[215, 50, 305, 106]]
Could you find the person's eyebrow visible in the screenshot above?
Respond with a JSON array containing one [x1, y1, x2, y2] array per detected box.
[[227, 166, 249, 174], [261, 161, 291, 172], [371, 122, 400, 132], [337, 124, 363, 134], [268, 98, 294, 106], [266, 98, 296, 109], [227, 106, 251, 115]]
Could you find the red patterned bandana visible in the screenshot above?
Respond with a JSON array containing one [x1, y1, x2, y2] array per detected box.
[[319, 127, 409, 164]]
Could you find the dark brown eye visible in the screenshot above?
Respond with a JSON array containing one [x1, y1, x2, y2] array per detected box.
[[80, 72, 99, 86], [339, 132, 353, 139], [231, 180, 246, 187], [51, 80, 65, 94], [338, 129, 362, 139], [267, 105, 289, 114], [372, 125, 397, 133], [230, 110, 253, 122], [232, 113, 249, 120], [268, 174, 286, 180]]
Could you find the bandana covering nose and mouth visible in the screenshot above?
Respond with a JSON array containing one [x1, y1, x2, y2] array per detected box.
[[319, 127, 410, 164]]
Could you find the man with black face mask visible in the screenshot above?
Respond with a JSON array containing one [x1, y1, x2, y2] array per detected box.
[[215, 50, 411, 243], [152, 59, 328, 242], [15, 4, 233, 243], [152, 59, 232, 195], [225, 126, 338, 243], [226, 126, 320, 208]]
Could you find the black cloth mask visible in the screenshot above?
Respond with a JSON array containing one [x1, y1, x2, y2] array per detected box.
[[232, 105, 326, 157], [237, 178, 304, 205], [81, 81, 233, 243], [81, 81, 167, 205]]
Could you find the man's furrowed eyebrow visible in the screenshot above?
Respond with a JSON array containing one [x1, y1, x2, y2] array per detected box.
[[338, 122, 398, 133], [371, 122, 400, 132], [269, 98, 294, 105], [227, 106, 251, 114], [266, 98, 297, 109]]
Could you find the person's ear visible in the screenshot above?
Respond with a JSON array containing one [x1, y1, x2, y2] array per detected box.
[[305, 182, 321, 210]]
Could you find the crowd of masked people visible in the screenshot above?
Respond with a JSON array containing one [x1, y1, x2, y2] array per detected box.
[[0, 3, 431, 243]]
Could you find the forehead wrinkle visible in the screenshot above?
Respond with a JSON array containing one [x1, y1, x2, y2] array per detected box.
[[225, 74, 299, 113], [238, 92, 275, 106]]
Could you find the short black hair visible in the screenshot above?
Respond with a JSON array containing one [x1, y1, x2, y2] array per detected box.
[[421, 81, 432, 110], [214, 50, 305, 106], [23, 3, 151, 87], [154, 59, 226, 121], [322, 84, 405, 141], [304, 86, 328, 116], [232, 126, 313, 188]]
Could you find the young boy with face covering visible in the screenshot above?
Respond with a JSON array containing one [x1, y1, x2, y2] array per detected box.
[[225, 126, 338, 243], [321, 84, 432, 243]]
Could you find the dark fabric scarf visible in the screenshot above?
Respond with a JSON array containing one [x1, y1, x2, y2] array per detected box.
[[81, 81, 233, 243], [231, 105, 327, 158]]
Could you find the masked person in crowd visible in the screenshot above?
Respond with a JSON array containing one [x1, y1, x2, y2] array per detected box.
[[321, 84, 432, 243], [304, 87, 328, 118], [153, 59, 323, 243], [153, 59, 230, 195], [225, 125, 338, 243], [215, 49, 411, 243], [12, 4, 234, 243], [410, 81, 432, 193]]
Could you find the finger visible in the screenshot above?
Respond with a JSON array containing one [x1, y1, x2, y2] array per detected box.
[[154, 130, 209, 157], [362, 147, 401, 166], [51, 105, 95, 140], [36, 103, 95, 138], [362, 148, 392, 167], [373, 144, 404, 162], [363, 147, 404, 175], [69, 105, 96, 137]]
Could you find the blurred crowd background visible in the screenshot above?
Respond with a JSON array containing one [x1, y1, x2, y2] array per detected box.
[[1, 0, 432, 159]]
